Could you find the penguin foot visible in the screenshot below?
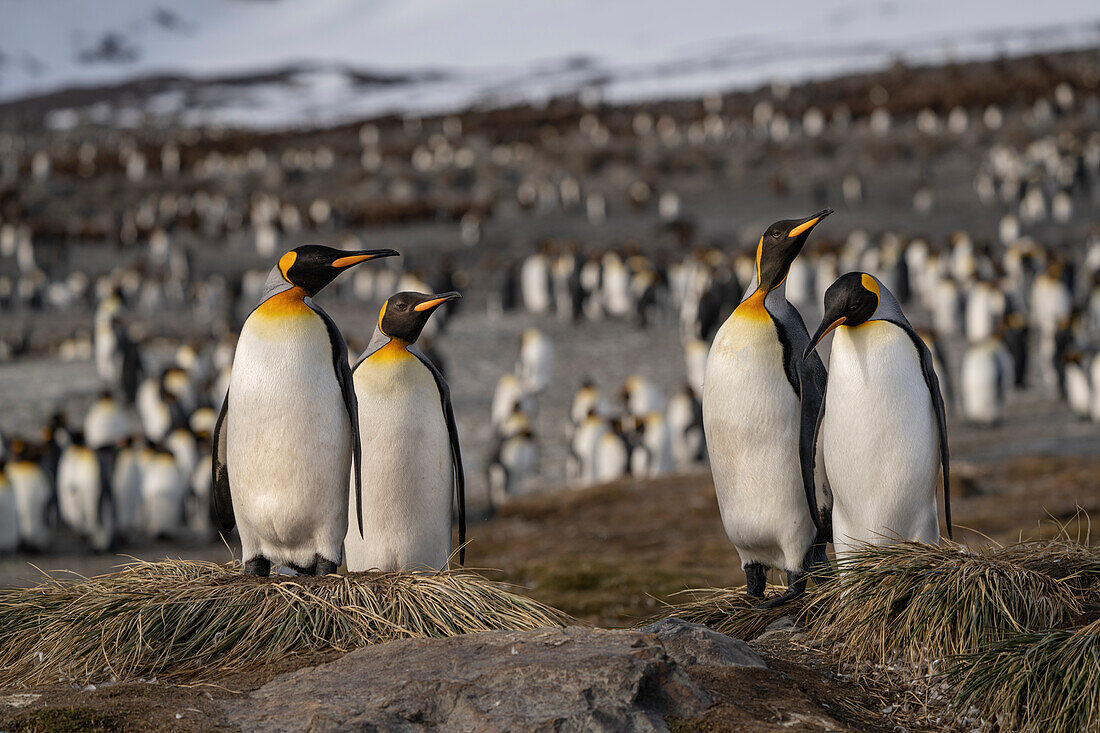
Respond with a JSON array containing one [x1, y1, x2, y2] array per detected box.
[[744, 562, 767, 598], [754, 570, 809, 609], [314, 557, 338, 576], [244, 556, 271, 577], [285, 561, 314, 576]]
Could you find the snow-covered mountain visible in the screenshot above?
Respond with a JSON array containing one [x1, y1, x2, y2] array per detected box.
[[3, 0, 1100, 128]]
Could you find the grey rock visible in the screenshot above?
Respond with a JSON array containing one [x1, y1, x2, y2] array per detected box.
[[638, 618, 767, 669], [224, 626, 711, 732], [758, 615, 798, 638]]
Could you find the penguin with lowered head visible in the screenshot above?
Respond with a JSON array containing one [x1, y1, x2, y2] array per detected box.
[[804, 272, 951, 565], [213, 245, 399, 576], [343, 291, 466, 572]]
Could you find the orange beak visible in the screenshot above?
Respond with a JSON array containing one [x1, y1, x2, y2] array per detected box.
[[413, 292, 462, 312], [788, 209, 832, 239], [332, 248, 400, 268], [804, 316, 846, 360]]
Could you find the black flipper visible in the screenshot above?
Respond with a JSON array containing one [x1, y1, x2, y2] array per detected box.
[[931, 336, 955, 410], [211, 390, 234, 531], [306, 298, 363, 538], [797, 350, 831, 541], [889, 320, 953, 540], [804, 388, 833, 543], [411, 345, 467, 565], [770, 300, 830, 539]]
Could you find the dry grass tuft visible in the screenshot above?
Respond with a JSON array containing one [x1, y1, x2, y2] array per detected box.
[[654, 586, 811, 640], [994, 536, 1100, 607], [808, 541, 1083, 666], [0, 559, 572, 687], [944, 617, 1100, 733]]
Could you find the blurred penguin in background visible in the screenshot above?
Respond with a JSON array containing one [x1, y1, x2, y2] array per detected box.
[[568, 379, 602, 431], [594, 418, 632, 484], [491, 373, 536, 432], [6, 439, 55, 552], [487, 410, 538, 511], [630, 411, 673, 478], [517, 328, 553, 394], [56, 431, 116, 552], [84, 391, 129, 449], [667, 383, 705, 468], [568, 411, 608, 487], [111, 436, 144, 540], [1062, 350, 1092, 420], [521, 244, 553, 314], [961, 336, 1012, 426], [142, 445, 185, 539], [621, 375, 664, 419]]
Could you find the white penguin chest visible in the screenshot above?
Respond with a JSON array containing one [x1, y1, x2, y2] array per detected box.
[[345, 347, 452, 572], [823, 322, 940, 548], [353, 349, 449, 488], [229, 309, 348, 460], [702, 302, 813, 570], [226, 306, 353, 564], [703, 307, 799, 456]]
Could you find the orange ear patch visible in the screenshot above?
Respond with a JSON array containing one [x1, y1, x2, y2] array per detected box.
[[755, 235, 764, 285], [278, 251, 297, 281], [860, 273, 881, 298], [377, 299, 389, 334]]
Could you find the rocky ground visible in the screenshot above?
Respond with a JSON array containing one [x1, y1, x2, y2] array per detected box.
[[0, 620, 920, 732]]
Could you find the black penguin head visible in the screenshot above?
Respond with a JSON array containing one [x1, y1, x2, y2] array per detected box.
[[804, 271, 881, 359], [378, 291, 461, 343], [755, 209, 832, 292], [277, 245, 399, 296]]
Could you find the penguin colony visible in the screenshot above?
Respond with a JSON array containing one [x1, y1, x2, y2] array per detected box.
[[1, 50, 1099, 573]]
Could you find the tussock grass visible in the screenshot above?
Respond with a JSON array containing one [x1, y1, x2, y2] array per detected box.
[[655, 586, 810, 640], [808, 541, 1083, 666], [995, 537, 1100, 605], [945, 618, 1100, 733], [0, 559, 572, 687]]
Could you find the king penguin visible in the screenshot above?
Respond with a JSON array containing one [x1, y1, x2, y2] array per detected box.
[[212, 245, 399, 576], [804, 272, 951, 565], [343, 291, 466, 572], [702, 210, 832, 607], [6, 439, 55, 552]]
